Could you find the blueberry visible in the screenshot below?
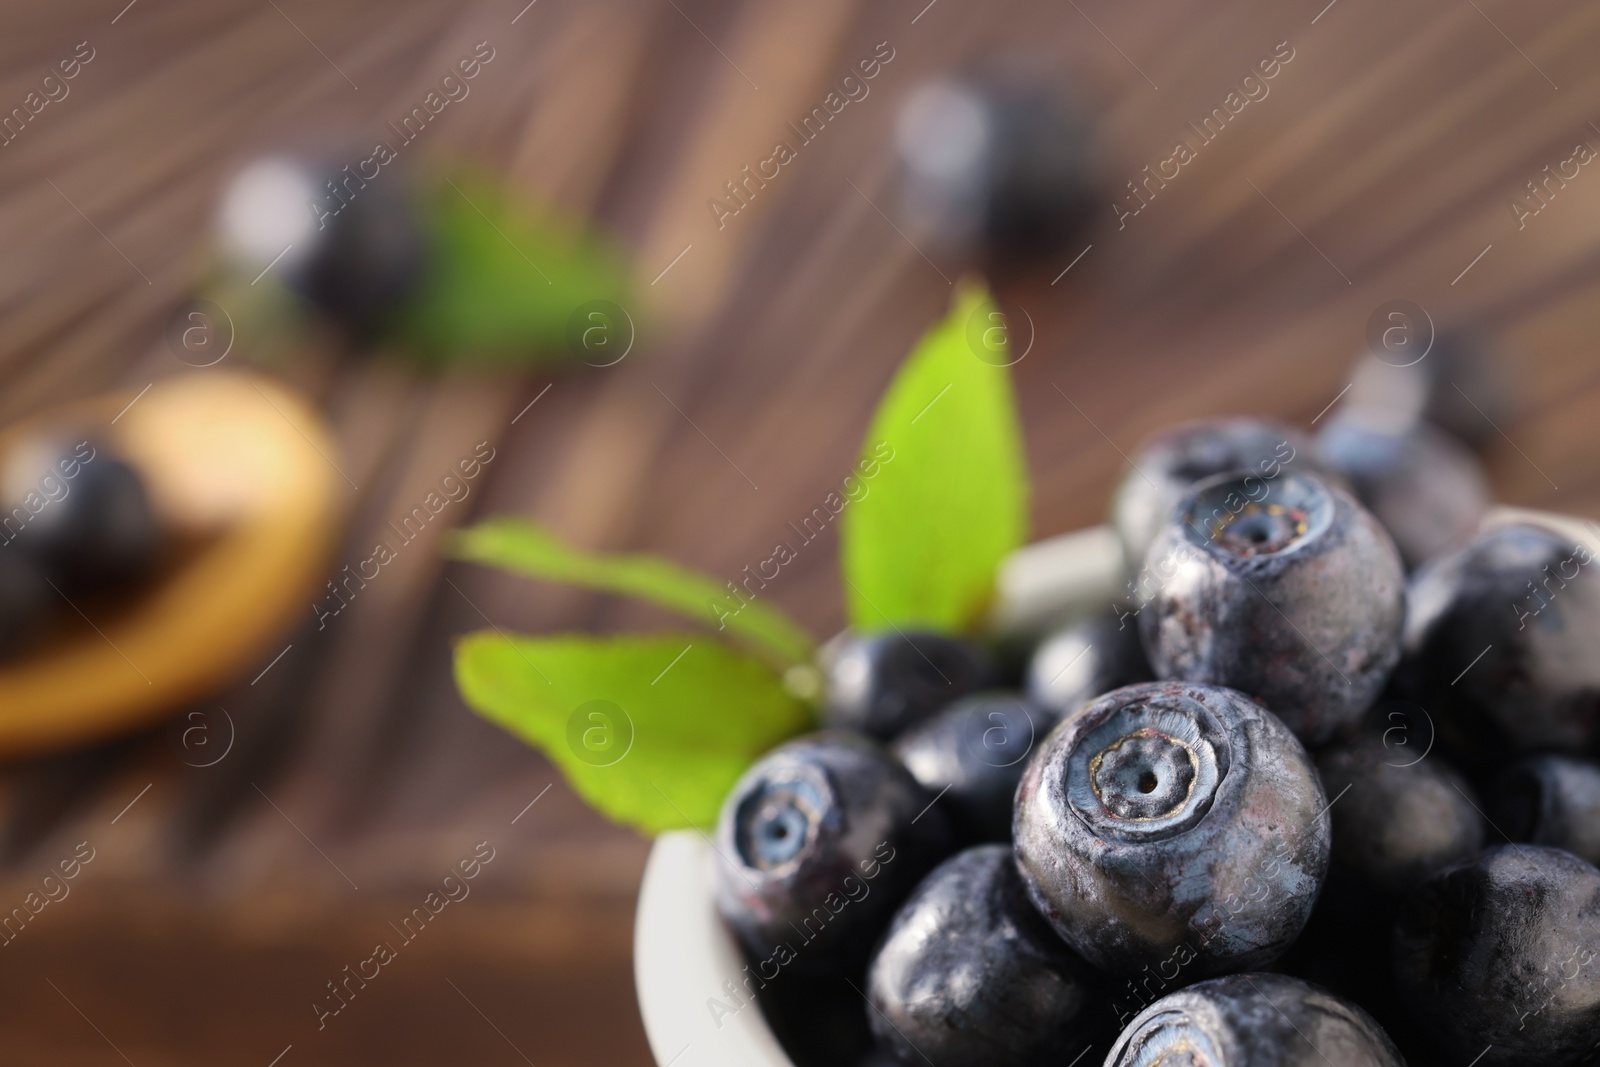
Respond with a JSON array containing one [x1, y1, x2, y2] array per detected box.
[[1393, 844, 1600, 1066], [1139, 470, 1405, 746], [752, 972, 877, 1067], [891, 693, 1047, 843], [1315, 733, 1483, 898], [1026, 611, 1152, 717], [19, 444, 161, 592], [1489, 754, 1600, 867], [1346, 326, 1508, 452], [1014, 681, 1329, 979], [714, 732, 950, 974], [1399, 521, 1600, 755], [895, 74, 1098, 270], [1316, 411, 1489, 569], [824, 631, 991, 739], [1112, 418, 1325, 571], [1106, 973, 1405, 1067], [866, 844, 1107, 1067], [219, 157, 427, 336]]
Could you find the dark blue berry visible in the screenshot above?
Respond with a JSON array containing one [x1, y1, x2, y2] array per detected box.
[[1393, 844, 1600, 1066], [1014, 681, 1329, 979], [714, 732, 950, 975], [221, 157, 426, 337], [1026, 611, 1151, 718], [1316, 412, 1489, 569], [294, 176, 426, 336], [1346, 325, 1508, 452], [752, 972, 876, 1067], [824, 631, 991, 740], [1112, 418, 1324, 571], [1400, 521, 1600, 755], [1140, 470, 1405, 746], [22, 445, 161, 592], [866, 844, 1107, 1067], [896, 74, 1098, 270], [1489, 754, 1600, 867], [1316, 733, 1483, 898], [891, 693, 1047, 843], [1106, 973, 1405, 1067]]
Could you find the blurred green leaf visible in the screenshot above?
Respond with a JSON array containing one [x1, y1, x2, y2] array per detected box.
[[392, 173, 633, 364], [840, 280, 1029, 632], [451, 518, 815, 666], [454, 633, 812, 833]]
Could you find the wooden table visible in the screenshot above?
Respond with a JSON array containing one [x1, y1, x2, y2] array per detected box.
[[3, 1, 1599, 1063]]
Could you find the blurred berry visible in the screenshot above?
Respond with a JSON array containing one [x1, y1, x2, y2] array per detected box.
[[219, 156, 427, 336], [1348, 326, 1508, 452], [1393, 845, 1600, 1066], [1489, 753, 1600, 866], [823, 630, 991, 740], [1400, 521, 1600, 756], [891, 692, 1045, 843], [895, 74, 1097, 272], [1315, 734, 1483, 898], [1025, 611, 1151, 717], [19, 444, 162, 592], [1317, 409, 1490, 569]]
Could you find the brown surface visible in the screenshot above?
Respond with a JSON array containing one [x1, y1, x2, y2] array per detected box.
[[3, 0, 1600, 1064]]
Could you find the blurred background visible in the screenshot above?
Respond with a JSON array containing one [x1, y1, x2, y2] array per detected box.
[[2, 0, 1599, 1063]]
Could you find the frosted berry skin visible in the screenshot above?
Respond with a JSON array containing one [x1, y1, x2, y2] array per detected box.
[[865, 845, 1106, 1067], [1026, 611, 1152, 717], [1400, 522, 1600, 755], [1315, 734, 1483, 898], [1490, 754, 1600, 867], [1111, 418, 1323, 572], [713, 732, 949, 974], [892, 693, 1047, 843], [1393, 845, 1600, 1067], [823, 630, 991, 740], [1013, 682, 1329, 979], [1106, 973, 1405, 1067], [1316, 412, 1489, 569], [1139, 470, 1405, 746]]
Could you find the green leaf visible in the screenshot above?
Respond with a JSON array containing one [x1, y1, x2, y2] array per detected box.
[[841, 280, 1028, 632], [454, 633, 813, 833], [390, 172, 633, 365], [450, 518, 815, 666]]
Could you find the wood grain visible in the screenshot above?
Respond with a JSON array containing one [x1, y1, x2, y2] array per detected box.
[[1, 1, 1597, 1063]]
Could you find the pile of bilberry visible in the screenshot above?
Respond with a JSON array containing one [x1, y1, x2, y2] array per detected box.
[[713, 376, 1600, 1066]]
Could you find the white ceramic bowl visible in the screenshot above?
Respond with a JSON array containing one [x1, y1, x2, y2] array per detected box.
[[632, 509, 1598, 1067]]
